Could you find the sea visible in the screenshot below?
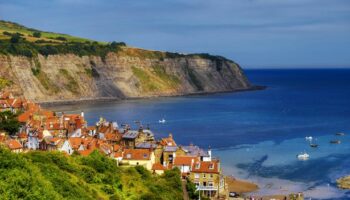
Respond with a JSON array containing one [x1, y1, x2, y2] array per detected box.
[[48, 69, 350, 200]]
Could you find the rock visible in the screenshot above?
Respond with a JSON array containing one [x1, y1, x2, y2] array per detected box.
[[0, 48, 252, 103], [337, 176, 350, 189]]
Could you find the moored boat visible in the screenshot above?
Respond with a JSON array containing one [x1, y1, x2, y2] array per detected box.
[[310, 144, 318, 148], [330, 140, 341, 144], [297, 152, 310, 160], [336, 132, 345, 136]]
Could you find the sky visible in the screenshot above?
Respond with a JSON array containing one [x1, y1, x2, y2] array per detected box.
[[0, 0, 349, 68]]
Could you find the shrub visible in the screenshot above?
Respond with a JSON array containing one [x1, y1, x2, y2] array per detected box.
[[33, 31, 41, 38]]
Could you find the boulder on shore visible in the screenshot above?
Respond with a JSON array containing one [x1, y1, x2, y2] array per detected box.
[[337, 176, 350, 189]]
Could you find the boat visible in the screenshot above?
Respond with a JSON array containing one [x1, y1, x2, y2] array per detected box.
[[336, 132, 345, 136], [305, 136, 313, 141], [330, 140, 341, 144], [310, 144, 318, 148], [158, 118, 166, 124], [297, 152, 310, 160]]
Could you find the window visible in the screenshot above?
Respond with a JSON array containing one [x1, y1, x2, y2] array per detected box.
[[209, 163, 214, 169], [194, 173, 200, 179], [203, 173, 206, 178], [210, 174, 214, 178], [208, 182, 214, 187], [143, 154, 148, 158], [195, 182, 199, 186], [195, 163, 200, 169]]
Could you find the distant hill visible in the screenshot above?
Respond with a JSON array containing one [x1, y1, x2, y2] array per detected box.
[[0, 147, 183, 200], [0, 21, 251, 103]]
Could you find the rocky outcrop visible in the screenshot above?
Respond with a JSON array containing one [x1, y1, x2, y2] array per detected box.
[[0, 48, 252, 103], [337, 176, 350, 189]]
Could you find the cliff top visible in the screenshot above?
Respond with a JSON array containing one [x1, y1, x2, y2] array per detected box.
[[0, 20, 234, 63]]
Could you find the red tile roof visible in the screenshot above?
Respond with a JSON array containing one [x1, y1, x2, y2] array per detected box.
[[123, 149, 152, 160], [152, 163, 167, 171], [191, 160, 220, 174], [6, 139, 23, 150], [160, 133, 177, 146], [173, 156, 198, 166]]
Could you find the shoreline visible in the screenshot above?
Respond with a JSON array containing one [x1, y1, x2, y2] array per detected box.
[[38, 85, 266, 107]]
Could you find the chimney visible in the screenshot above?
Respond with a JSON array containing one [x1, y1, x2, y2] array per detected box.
[[208, 146, 212, 161], [191, 159, 194, 170]]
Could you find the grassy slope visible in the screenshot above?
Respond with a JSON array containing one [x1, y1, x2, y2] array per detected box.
[[0, 20, 94, 43], [0, 147, 183, 200]]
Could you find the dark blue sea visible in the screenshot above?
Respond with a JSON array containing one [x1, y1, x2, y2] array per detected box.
[[49, 69, 350, 199]]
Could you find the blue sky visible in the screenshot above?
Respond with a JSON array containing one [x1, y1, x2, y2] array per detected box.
[[0, 0, 349, 68]]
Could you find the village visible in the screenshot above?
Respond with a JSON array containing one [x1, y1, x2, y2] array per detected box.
[[0, 91, 227, 199]]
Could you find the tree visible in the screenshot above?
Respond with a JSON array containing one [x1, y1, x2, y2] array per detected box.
[[10, 34, 21, 43], [0, 111, 20, 135], [33, 31, 41, 38]]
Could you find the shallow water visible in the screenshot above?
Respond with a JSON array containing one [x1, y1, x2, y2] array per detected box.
[[48, 69, 350, 199]]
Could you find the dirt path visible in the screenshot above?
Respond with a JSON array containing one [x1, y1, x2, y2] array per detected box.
[[182, 179, 190, 200]]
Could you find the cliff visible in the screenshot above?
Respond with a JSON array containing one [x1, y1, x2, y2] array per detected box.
[[0, 47, 251, 103]]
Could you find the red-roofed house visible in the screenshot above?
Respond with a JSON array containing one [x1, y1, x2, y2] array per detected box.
[[189, 159, 224, 198], [6, 139, 23, 153], [121, 149, 155, 170]]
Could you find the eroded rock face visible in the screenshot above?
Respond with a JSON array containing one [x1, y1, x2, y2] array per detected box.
[[0, 51, 251, 102], [337, 176, 350, 189]]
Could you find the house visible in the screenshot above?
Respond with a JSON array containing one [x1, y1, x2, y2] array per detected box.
[[121, 148, 155, 170], [152, 163, 168, 175], [189, 159, 225, 198], [173, 156, 199, 177], [6, 139, 23, 153], [182, 144, 212, 161], [121, 130, 139, 148], [58, 139, 73, 155], [160, 133, 177, 147]]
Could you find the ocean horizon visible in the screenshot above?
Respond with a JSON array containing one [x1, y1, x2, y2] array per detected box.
[[48, 68, 350, 200]]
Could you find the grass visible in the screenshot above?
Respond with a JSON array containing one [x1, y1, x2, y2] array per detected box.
[[59, 69, 80, 94], [0, 20, 94, 43], [35, 71, 59, 93], [0, 78, 12, 90], [131, 66, 181, 93], [0, 147, 183, 200]]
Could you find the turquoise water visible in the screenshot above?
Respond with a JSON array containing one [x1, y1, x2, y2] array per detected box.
[[49, 69, 350, 199]]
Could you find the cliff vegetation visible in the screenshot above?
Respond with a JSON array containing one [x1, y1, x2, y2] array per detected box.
[[0, 147, 183, 200]]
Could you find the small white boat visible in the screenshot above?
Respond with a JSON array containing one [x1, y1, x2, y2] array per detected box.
[[297, 152, 310, 160], [158, 118, 166, 124], [305, 136, 313, 141]]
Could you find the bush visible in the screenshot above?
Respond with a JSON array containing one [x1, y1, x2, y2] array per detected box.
[[33, 31, 41, 38], [0, 111, 20, 135]]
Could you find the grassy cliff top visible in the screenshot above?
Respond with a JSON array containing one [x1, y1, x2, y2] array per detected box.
[[0, 20, 233, 63], [0, 20, 94, 43]]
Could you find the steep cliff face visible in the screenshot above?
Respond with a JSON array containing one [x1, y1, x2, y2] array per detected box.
[[0, 48, 251, 102]]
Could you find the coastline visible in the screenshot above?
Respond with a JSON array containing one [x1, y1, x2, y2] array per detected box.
[[39, 85, 266, 107]]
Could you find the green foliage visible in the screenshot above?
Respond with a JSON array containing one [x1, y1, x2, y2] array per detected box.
[[0, 148, 183, 200], [152, 65, 180, 86], [33, 31, 41, 38], [186, 178, 199, 199], [0, 78, 12, 90], [59, 69, 79, 93], [0, 111, 20, 135]]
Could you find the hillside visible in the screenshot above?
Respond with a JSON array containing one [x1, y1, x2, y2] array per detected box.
[[0, 147, 183, 200], [0, 21, 252, 103]]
